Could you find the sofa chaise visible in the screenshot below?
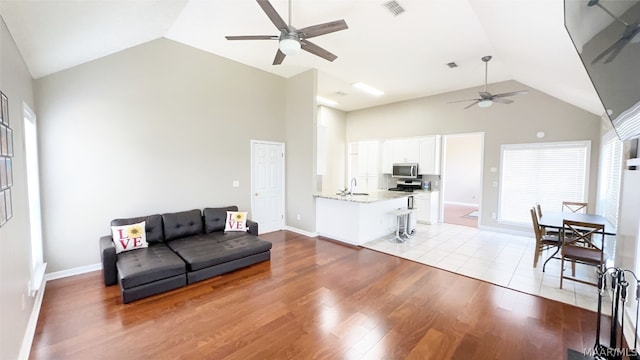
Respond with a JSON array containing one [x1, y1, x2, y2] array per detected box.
[[99, 206, 272, 303]]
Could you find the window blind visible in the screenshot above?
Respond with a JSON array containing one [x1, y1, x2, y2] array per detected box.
[[499, 141, 590, 224], [598, 130, 623, 225]]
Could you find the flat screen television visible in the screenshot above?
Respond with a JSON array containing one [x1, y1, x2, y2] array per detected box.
[[564, 0, 640, 141]]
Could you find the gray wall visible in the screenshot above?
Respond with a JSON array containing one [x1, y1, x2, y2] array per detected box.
[[34, 38, 287, 273], [0, 16, 36, 360], [317, 105, 346, 193], [346, 80, 602, 231], [443, 133, 483, 206], [284, 70, 317, 232]]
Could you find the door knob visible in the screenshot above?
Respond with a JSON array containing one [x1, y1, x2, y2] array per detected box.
[[255, 193, 259, 196]]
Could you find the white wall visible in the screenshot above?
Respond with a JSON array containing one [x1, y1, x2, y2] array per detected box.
[[0, 15, 37, 360], [34, 38, 287, 273], [443, 133, 482, 206], [346, 80, 602, 231]]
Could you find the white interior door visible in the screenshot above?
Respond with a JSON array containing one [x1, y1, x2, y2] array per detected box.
[[251, 140, 285, 234]]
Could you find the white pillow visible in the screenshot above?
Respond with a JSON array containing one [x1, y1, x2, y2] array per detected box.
[[224, 211, 248, 232], [111, 221, 148, 254]]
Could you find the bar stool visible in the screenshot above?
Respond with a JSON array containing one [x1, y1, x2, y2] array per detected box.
[[390, 208, 416, 243]]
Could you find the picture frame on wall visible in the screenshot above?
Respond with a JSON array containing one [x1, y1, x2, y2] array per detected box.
[[0, 190, 6, 226], [0, 159, 6, 190], [5, 158, 11, 187], [1, 92, 8, 126], [5, 188, 12, 221], [0, 125, 6, 156], [6, 128, 12, 156]]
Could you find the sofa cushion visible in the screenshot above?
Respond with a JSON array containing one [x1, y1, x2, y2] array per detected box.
[[167, 233, 272, 272], [116, 243, 186, 290], [111, 214, 164, 244], [111, 221, 148, 254], [162, 209, 203, 241], [203, 206, 237, 233]]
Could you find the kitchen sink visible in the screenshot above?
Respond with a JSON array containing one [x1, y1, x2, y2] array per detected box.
[[336, 192, 369, 196], [351, 192, 369, 196]]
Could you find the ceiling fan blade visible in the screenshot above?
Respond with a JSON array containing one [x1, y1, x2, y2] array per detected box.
[[298, 20, 348, 39], [301, 40, 337, 62], [492, 97, 513, 104], [448, 98, 480, 104], [493, 90, 529, 98], [273, 49, 286, 65], [225, 35, 278, 40], [464, 101, 480, 109], [257, 0, 289, 32]]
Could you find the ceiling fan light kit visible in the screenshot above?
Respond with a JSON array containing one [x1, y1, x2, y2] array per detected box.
[[279, 35, 301, 55], [478, 99, 493, 108]]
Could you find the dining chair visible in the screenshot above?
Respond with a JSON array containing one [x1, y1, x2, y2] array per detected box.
[[559, 219, 605, 289], [562, 201, 588, 213], [535, 203, 559, 237], [530, 208, 560, 271]]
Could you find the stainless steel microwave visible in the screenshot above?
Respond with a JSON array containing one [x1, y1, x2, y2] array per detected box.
[[392, 163, 419, 178]]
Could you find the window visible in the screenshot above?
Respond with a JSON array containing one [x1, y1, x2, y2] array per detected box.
[[499, 141, 590, 225], [24, 103, 45, 295], [597, 130, 623, 225]]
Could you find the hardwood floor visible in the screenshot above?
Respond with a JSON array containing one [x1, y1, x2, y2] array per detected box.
[[31, 231, 605, 359], [443, 204, 478, 228]]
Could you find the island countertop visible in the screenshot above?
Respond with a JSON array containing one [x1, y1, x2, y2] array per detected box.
[[314, 190, 411, 203]]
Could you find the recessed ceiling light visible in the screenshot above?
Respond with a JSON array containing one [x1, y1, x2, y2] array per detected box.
[[316, 96, 338, 106], [352, 82, 384, 97]]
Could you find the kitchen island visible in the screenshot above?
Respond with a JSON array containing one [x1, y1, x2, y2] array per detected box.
[[314, 191, 410, 246]]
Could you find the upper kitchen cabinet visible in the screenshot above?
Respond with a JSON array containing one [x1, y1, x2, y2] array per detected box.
[[419, 136, 441, 175], [382, 138, 419, 173]]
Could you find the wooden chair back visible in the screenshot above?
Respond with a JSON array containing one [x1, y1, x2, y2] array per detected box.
[[562, 201, 588, 213], [559, 219, 605, 288]]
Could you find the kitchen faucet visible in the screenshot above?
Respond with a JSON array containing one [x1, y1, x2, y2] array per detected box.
[[350, 177, 357, 195]]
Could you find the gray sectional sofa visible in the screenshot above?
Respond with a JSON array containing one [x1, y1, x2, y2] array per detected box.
[[99, 206, 272, 303]]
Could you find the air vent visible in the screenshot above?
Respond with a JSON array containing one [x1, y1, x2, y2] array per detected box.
[[335, 91, 348, 96], [446, 62, 458, 68], [383, 1, 405, 16]]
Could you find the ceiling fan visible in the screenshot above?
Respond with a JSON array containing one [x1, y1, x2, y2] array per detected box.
[[588, 0, 640, 64], [450, 56, 528, 109], [225, 0, 348, 65]]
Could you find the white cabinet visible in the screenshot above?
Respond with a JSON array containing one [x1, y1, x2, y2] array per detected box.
[[348, 141, 379, 193], [418, 136, 441, 175], [381, 138, 419, 173], [414, 191, 439, 224], [392, 138, 419, 163]]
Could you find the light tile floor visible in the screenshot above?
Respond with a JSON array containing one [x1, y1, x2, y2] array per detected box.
[[362, 222, 612, 313]]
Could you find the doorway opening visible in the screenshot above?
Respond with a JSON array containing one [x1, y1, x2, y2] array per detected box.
[[441, 133, 484, 227]]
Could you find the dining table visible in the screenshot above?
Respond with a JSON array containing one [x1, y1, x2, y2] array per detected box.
[[537, 211, 617, 272], [538, 211, 617, 236]]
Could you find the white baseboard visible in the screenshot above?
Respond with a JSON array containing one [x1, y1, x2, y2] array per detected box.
[[443, 201, 479, 207], [18, 276, 47, 360], [44, 262, 102, 281], [478, 225, 532, 237], [284, 226, 318, 238]]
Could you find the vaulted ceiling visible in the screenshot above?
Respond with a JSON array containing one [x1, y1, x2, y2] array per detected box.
[[0, 0, 613, 114]]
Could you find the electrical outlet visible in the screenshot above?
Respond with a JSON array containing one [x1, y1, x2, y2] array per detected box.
[[296, 214, 301, 220], [232, 180, 240, 188], [491, 212, 497, 220]]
